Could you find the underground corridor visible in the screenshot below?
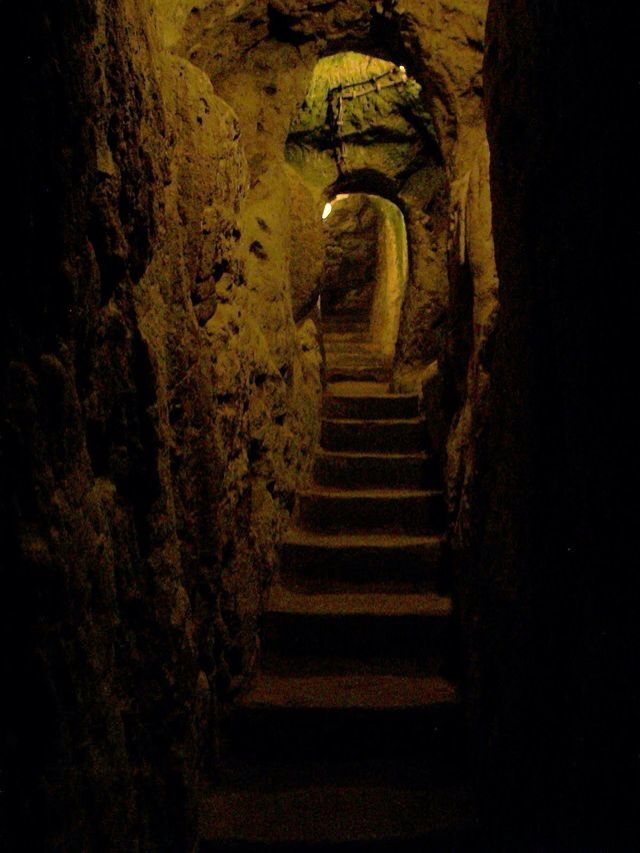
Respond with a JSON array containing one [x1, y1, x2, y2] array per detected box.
[[3, 2, 637, 852], [320, 191, 409, 381]]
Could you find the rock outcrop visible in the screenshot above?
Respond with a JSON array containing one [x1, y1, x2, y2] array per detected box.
[[2, 1, 321, 849], [181, 2, 488, 384]]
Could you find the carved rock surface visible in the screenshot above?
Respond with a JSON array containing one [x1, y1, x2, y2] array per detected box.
[[2, 1, 321, 849], [182, 2, 488, 381]]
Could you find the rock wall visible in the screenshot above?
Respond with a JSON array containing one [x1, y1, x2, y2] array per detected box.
[[469, 1, 639, 846], [182, 3, 487, 387], [391, 0, 488, 376], [284, 47, 450, 376], [182, 14, 326, 329], [1, 1, 320, 849], [370, 197, 410, 358]]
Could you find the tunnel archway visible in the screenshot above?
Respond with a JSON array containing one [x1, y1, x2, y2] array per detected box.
[[320, 192, 409, 379], [285, 50, 448, 387]]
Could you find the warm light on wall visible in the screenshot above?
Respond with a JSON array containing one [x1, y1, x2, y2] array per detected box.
[[322, 194, 350, 220]]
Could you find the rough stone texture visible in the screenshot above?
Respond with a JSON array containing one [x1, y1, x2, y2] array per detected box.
[[182, 16, 325, 337], [391, 0, 488, 376], [285, 49, 448, 373], [469, 2, 638, 847], [2, 1, 321, 849], [181, 3, 487, 385], [287, 164, 327, 321], [286, 51, 436, 186]]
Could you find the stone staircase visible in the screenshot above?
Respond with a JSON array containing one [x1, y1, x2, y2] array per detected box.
[[323, 317, 392, 383], [199, 328, 472, 850]]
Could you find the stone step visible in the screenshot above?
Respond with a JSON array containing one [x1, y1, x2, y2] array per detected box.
[[323, 339, 382, 352], [281, 529, 445, 589], [229, 673, 460, 762], [323, 331, 372, 344], [322, 317, 369, 330], [325, 347, 388, 360], [314, 450, 438, 490], [326, 363, 391, 378], [199, 781, 476, 850], [326, 359, 391, 376], [323, 327, 370, 339], [262, 586, 453, 675], [321, 417, 426, 453], [327, 380, 392, 395], [326, 364, 392, 383], [326, 353, 391, 372], [324, 308, 370, 316], [297, 488, 445, 534], [324, 390, 420, 420]]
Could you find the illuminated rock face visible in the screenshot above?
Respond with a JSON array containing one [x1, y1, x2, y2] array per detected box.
[[180, 4, 488, 382], [285, 49, 448, 376], [3, 1, 321, 849]]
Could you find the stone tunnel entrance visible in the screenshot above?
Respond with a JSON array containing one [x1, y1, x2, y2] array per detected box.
[[321, 192, 409, 382], [285, 48, 448, 390]]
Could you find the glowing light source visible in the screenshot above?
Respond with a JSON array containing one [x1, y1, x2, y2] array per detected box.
[[322, 194, 351, 220]]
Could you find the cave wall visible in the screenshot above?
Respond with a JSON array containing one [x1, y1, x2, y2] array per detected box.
[[181, 11, 325, 326], [282, 47, 450, 379], [369, 196, 409, 358], [392, 0, 488, 378], [181, 3, 488, 387], [1, 1, 505, 849], [467, 1, 639, 846], [2, 1, 320, 848]]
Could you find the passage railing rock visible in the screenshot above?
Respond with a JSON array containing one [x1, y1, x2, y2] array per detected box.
[[327, 64, 409, 175]]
